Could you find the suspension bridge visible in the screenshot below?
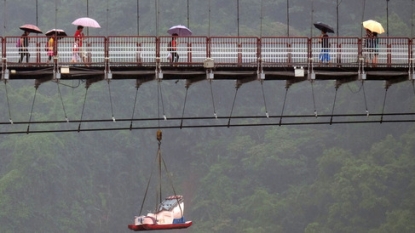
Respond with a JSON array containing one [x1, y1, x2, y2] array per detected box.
[[1, 35, 415, 134]]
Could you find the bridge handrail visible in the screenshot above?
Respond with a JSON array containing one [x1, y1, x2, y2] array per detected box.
[[1, 36, 413, 67]]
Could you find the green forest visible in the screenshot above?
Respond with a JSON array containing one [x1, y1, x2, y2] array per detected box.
[[1, 0, 415, 232]]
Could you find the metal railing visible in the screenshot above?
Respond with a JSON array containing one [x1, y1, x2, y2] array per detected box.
[[1, 36, 413, 67]]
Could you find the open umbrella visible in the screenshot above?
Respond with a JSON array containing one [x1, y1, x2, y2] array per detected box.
[[313, 22, 334, 33], [72, 17, 101, 28], [19, 24, 42, 34], [363, 20, 385, 34], [167, 25, 192, 36], [45, 29, 67, 39]]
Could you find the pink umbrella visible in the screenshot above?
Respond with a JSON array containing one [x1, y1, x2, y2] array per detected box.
[[19, 24, 42, 34], [72, 17, 101, 28]]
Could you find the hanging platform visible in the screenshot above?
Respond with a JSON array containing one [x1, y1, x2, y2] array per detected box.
[[128, 195, 192, 231], [128, 221, 192, 231]]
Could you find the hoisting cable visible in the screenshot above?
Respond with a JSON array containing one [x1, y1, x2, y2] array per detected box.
[[278, 87, 289, 126], [107, 80, 116, 122], [361, 81, 369, 116], [260, 80, 269, 118], [310, 80, 318, 117], [138, 130, 160, 216], [227, 87, 239, 127], [57, 81, 69, 122], [380, 88, 388, 124], [209, 79, 217, 118], [161, 148, 183, 216], [180, 87, 189, 129], [27, 87, 38, 134], [130, 86, 140, 130], [330, 87, 339, 125], [78, 88, 89, 132], [4, 81, 13, 124], [157, 130, 163, 210]]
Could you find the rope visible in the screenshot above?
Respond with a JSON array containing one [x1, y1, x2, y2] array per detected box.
[[161, 152, 183, 216], [107, 80, 115, 121], [130, 87, 139, 130], [4, 81, 13, 124], [180, 87, 189, 129], [27, 88, 38, 134], [260, 80, 269, 118], [279, 88, 289, 126], [330, 87, 339, 125], [380, 88, 388, 124], [209, 80, 217, 118], [158, 141, 162, 206], [310, 81, 317, 117], [227, 87, 239, 127], [57, 81, 69, 122], [139, 143, 157, 216], [78, 88, 89, 132]]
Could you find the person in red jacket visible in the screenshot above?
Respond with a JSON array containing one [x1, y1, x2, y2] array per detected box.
[[71, 26, 85, 62], [168, 33, 179, 64]]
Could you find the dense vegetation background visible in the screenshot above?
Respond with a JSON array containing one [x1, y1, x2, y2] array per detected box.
[[0, 0, 415, 232]]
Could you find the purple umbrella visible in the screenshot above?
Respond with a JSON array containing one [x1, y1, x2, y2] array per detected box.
[[167, 25, 192, 36]]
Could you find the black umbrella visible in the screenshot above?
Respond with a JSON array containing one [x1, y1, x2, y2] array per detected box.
[[314, 22, 334, 33]]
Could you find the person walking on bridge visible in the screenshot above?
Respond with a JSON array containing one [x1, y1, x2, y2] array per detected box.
[[18, 31, 30, 63], [168, 33, 179, 64]]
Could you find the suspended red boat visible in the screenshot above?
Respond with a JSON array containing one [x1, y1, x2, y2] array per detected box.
[[128, 195, 192, 231]]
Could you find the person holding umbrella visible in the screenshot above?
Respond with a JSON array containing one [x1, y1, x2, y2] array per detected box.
[[71, 26, 85, 63], [46, 34, 55, 63], [168, 33, 179, 64], [314, 22, 334, 63], [18, 31, 30, 63], [318, 29, 330, 63]]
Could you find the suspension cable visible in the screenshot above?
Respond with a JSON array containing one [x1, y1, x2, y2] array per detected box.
[[310, 80, 317, 117], [78, 87, 89, 132], [279, 87, 289, 126], [380, 88, 388, 123], [57, 80, 69, 122], [330, 87, 339, 125], [130, 86, 139, 130], [361, 81, 369, 116], [27, 88, 38, 133], [209, 79, 217, 118], [107, 80, 115, 122], [158, 80, 166, 120], [180, 87, 189, 129], [227, 87, 239, 127], [260, 80, 269, 118], [4, 81, 13, 124]]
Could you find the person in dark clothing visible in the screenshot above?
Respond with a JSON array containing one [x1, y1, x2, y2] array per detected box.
[[371, 32, 379, 66], [18, 31, 30, 63], [318, 29, 330, 63], [365, 29, 375, 64]]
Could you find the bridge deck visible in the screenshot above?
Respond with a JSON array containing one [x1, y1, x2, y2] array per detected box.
[[1, 36, 414, 88]]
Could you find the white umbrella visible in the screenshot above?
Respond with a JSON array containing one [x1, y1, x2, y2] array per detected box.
[[167, 25, 192, 36], [72, 17, 101, 28]]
